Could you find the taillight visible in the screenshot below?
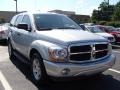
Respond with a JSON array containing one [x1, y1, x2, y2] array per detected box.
[[0, 31, 5, 34]]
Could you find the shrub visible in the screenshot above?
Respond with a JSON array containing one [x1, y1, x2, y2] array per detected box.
[[106, 21, 120, 27], [98, 21, 107, 25]]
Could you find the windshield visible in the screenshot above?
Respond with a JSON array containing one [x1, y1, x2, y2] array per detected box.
[[87, 26, 104, 33], [105, 26, 117, 31], [34, 14, 81, 30]]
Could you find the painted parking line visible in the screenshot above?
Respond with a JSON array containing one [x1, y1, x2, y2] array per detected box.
[[0, 71, 12, 90], [112, 45, 120, 48], [113, 50, 120, 54], [109, 69, 120, 74]]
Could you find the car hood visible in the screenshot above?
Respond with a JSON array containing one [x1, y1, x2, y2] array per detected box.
[[95, 33, 113, 38], [37, 29, 107, 46]]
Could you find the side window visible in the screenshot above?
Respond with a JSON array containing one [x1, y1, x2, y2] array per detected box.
[[99, 27, 104, 31], [14, 15, 23, 26], [101, 27, 106, 32], [22, 15, 31, 28]]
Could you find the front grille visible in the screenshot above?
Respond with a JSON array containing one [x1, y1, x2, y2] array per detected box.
[[95, 44, 108, 50], [70, 45, 91, 53], [69, 43, 109, 62], [70, 53, 91, 61], [96, 50, 108, 59]]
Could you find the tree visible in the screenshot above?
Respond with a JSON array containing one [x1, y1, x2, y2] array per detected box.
[[98, 0, 109, 10], [92, 0, 115, 22], [92, 9, 102, 21], [112, 1, 120, 21]]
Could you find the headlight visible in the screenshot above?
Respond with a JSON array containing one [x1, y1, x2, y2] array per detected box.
[[48, 47, 68, 62], [107, 37, 114, 42]]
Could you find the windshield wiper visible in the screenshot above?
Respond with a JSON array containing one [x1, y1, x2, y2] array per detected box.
[[56, 27, 77, 29], [38, 27, 77, 30], [38, 28, 53, 30]]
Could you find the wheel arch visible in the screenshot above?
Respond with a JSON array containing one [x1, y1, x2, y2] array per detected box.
[[29, 48, 43, 61]]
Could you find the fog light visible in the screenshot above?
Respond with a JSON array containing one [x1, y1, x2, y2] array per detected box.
[[61, 68, 70, 75]]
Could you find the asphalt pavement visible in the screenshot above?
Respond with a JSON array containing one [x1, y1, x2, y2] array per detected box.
[[0, 43, 120, 90]]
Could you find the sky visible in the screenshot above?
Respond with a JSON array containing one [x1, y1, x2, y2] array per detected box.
[[0, 0, 119, 16]]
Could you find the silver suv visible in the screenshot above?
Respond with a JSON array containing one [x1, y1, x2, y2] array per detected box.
[[8, 12, 115, 84]]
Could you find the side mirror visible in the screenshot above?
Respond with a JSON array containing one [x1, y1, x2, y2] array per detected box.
[[17, 23, 30, 31], [79, 24, 86, 30]]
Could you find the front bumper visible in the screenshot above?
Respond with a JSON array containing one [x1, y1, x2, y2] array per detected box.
[[43, 54, 115, 77]]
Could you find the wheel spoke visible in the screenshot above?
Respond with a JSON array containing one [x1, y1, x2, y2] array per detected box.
[[32, 57, 41, 80]]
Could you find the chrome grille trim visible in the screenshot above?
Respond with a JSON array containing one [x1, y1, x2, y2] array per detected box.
[[70, 51, 91, 55], [68, 42, 109, 63], [95, 49, 108, 52], [70, 49, 108, 55]]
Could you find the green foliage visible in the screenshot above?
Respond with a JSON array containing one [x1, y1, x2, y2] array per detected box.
[[91, 0, 120, 26], [106, 22, 120, 27], [112, 1, 120, 21], [98, 1, 109, 10], [98, 21, 107, 25], [92, 10, 100, 21], [92, 0, 115, 22]]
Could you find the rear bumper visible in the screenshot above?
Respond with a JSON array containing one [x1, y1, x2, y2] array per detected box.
[[0, 34, 7, 40], [43, 54, 115, 77]]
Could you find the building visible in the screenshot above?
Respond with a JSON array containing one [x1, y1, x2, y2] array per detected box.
[[49, 10, 90, 23], [0, 11, 16, 23], [49, 10, 75, 17], [0, 10, 90, 24], [70, 14, 90, 24]]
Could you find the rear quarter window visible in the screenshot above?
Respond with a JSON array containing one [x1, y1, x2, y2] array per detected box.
[[10, 15, 17, 26], [14, 15, 23, 26]]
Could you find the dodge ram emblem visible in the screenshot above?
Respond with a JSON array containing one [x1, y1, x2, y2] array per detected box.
[[91, 44, 96, 59]]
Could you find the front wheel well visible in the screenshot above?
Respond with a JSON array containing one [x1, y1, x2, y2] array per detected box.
[[29, 49, 42, 61]]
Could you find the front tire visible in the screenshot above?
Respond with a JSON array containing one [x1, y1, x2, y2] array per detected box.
[[8, 41, 14, 59], [31, 52, 48, 85]]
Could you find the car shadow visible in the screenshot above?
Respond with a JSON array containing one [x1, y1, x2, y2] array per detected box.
[[112, 46, 120, 49], [10, 56, 120, 90], [0, 40, 8, 46]]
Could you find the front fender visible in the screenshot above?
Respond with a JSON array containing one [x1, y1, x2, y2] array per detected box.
[[28, 40, 60, 60]]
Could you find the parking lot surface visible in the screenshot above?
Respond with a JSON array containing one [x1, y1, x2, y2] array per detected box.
[[1, 43, 120, 90]]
